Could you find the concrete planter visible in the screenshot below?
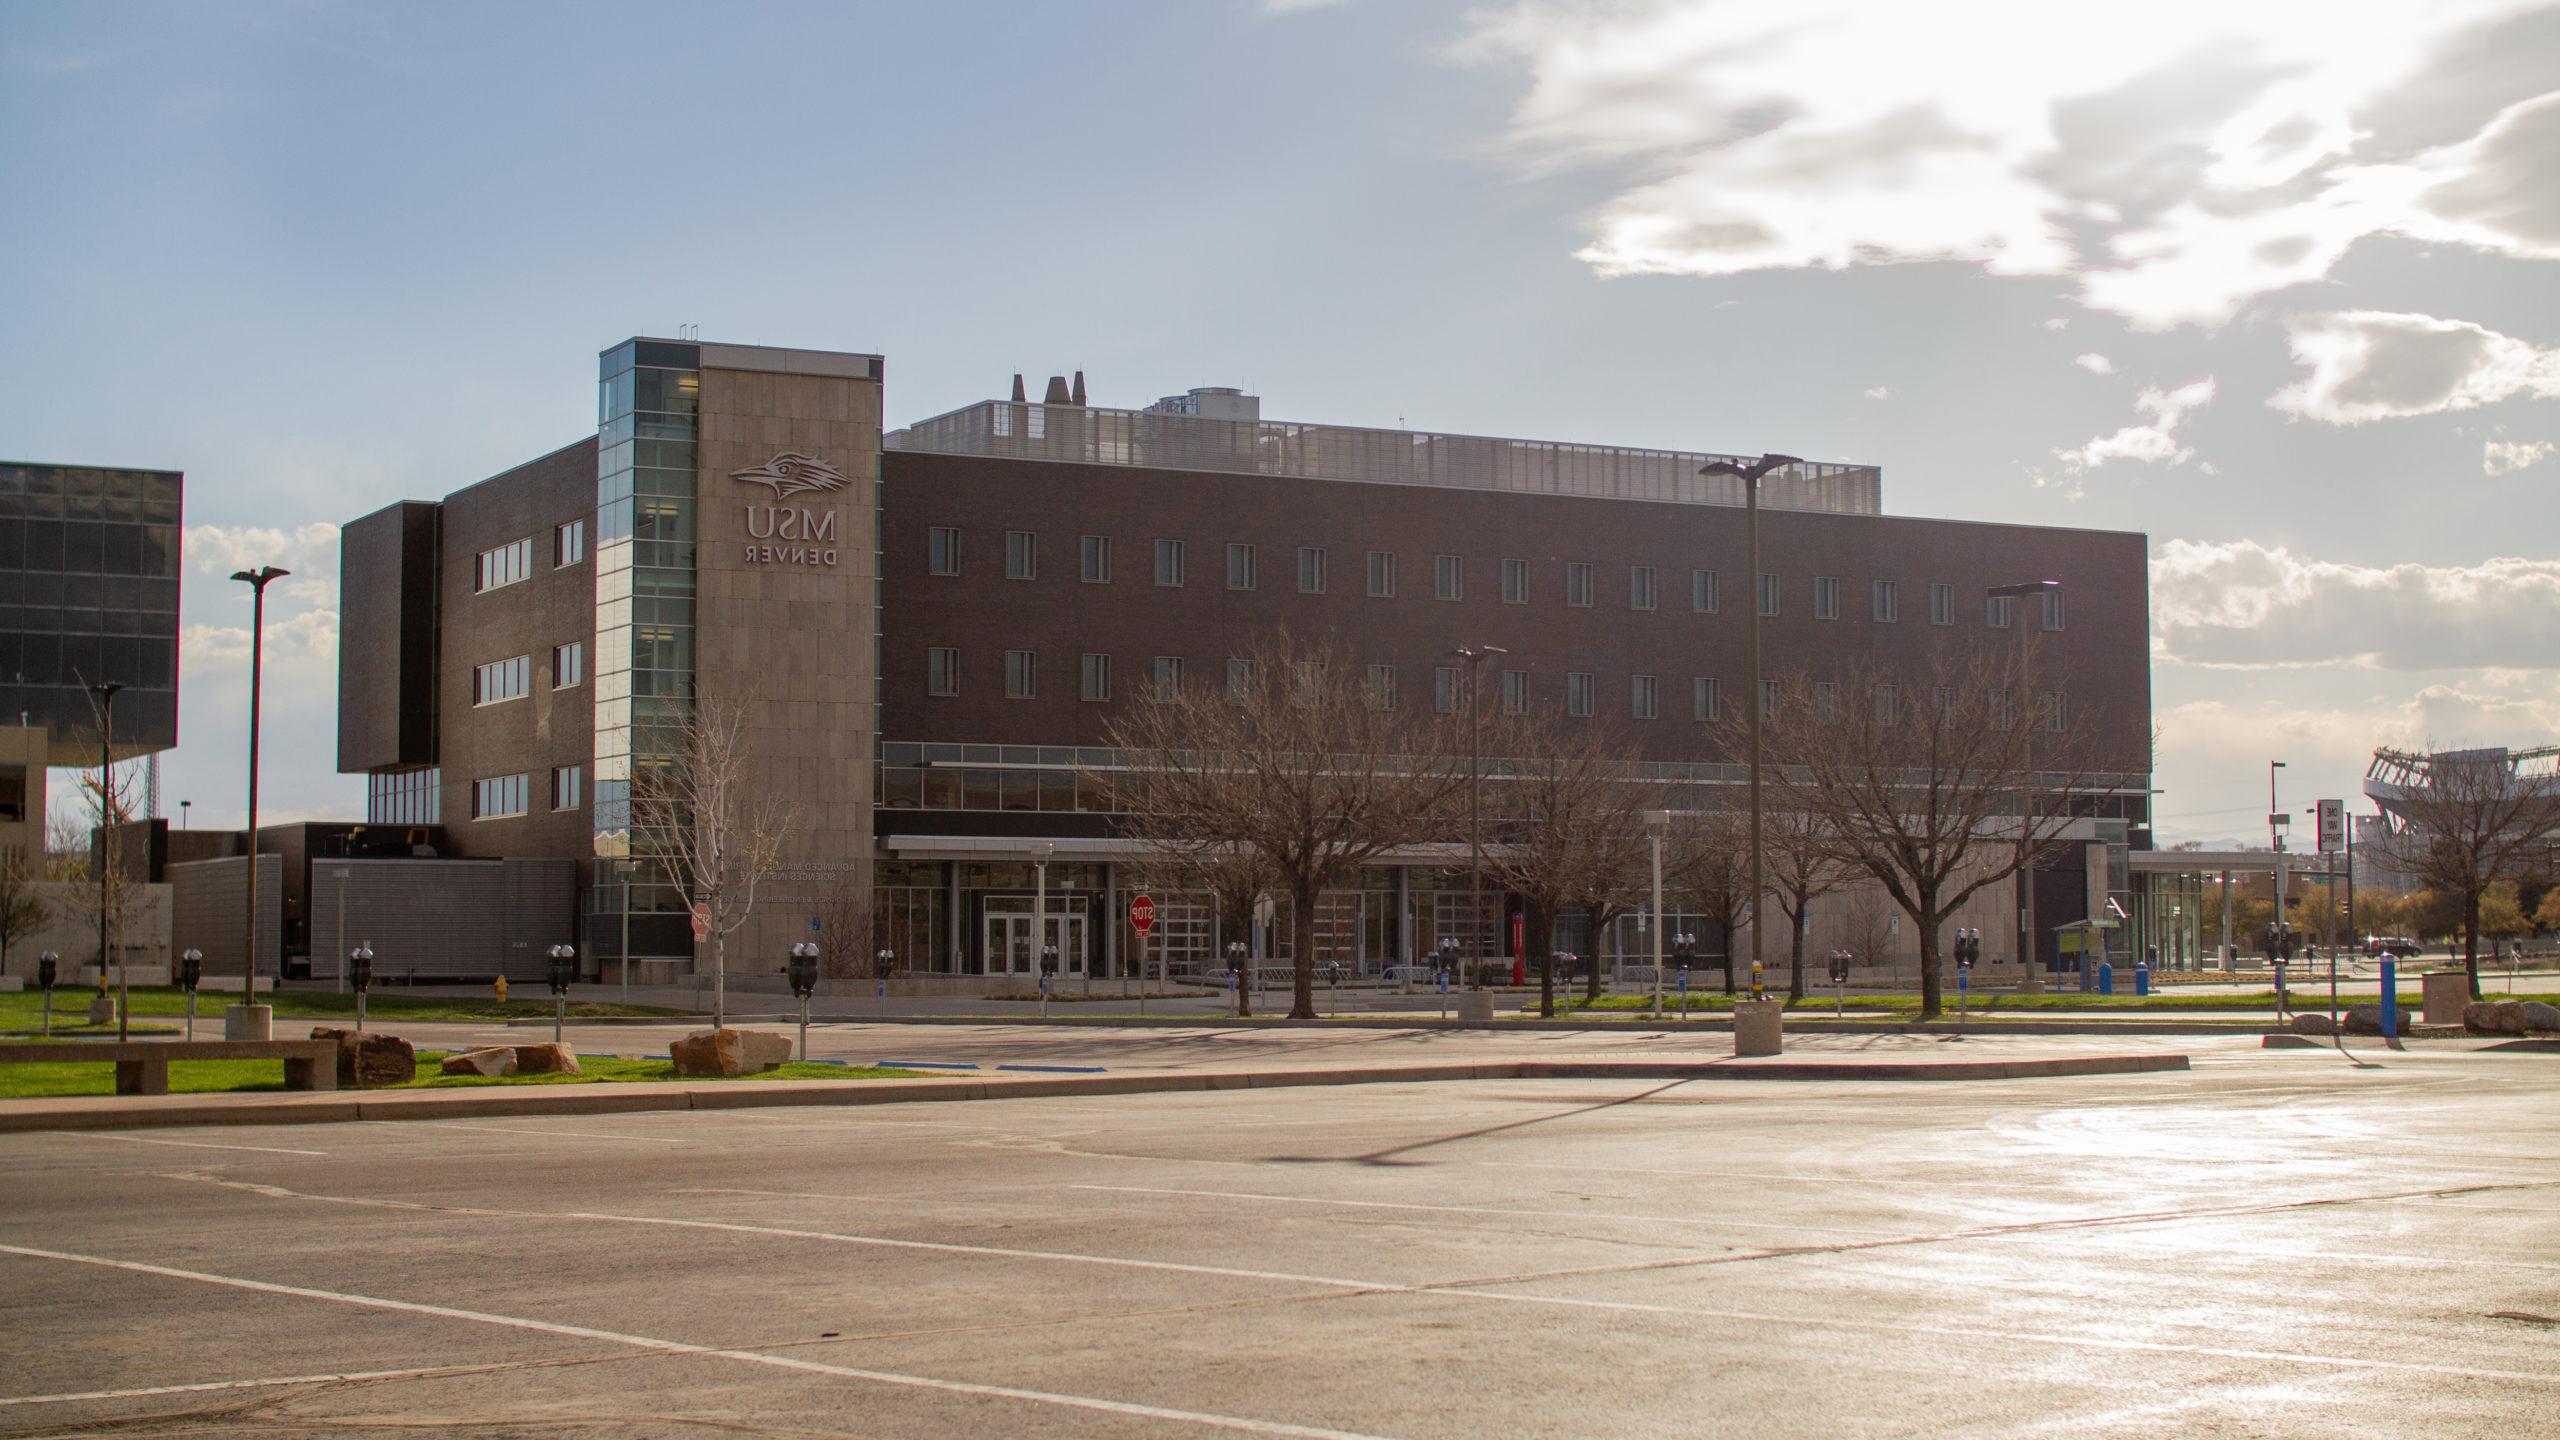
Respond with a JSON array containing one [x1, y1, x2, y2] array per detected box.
[[2421, 971, 2469, 1026], [224, 1004, 274, 1041], [1733, 998, 1785, 1057], [1455, 992, 1495, 1026]]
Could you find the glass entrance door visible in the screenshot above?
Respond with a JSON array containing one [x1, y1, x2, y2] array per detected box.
[[983, 902, 1086, 976]]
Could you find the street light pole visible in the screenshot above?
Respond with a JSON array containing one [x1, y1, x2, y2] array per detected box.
[[1700, 456, 1801, 992], [230, 564, 290, 1039], [1989, 580, 2060, 994], [1450, 645, 1506, 990], [86, 680, 124, 1039], [2269, 759, 2288, 965], [1646, 810, 1667, 1019]]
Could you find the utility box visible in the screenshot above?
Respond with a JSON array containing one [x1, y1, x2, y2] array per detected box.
[[2422, 970, 2470, 1026], [1733, 998, 1784, 1057]]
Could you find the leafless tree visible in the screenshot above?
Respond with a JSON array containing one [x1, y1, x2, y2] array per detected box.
[[1125, 844, 1278, 1013], [1840, 886, 1900, 983], [808, 868, 873, 981], [1479, 713, 1657, 1016], [49, 759, 145, 1033], [1762, 806, 1855, 1000], [2371, 744, 2560, 998], [629, 694, 798, 1028], [1664, 805, 1751, 994], [1101, 631, 1471, 1019], [0, 844, 51, 981], [1762, 648, 2114, 1019]]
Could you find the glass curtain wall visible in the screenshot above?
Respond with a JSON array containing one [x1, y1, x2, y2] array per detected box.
[[593, 340, 701, 958]]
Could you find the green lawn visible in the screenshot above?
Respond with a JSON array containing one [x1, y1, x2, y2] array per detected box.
[[0, 985, 686, 1033], [0, 1047, 922, 1099]]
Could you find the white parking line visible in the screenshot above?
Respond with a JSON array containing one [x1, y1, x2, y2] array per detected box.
[[49, 1133, 329, 1158], [1070, 1184, 1899, 1236], [0, 1242, 1390, 1439], [0, 1365, 478, 1408], [402, 1122, 687, 1145]]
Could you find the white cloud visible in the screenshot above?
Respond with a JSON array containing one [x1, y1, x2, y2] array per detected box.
[[2043, 317, 2072, 332], [2267, 310, 2560, 425], [2485, 438, 2556, 474], [1464, 1, 2558, 329], [1862, 385, 1894, 400], [2075, 352, 2115, 374], [2038, 376, 2217, 492], [2152, 538, 2560, 670]]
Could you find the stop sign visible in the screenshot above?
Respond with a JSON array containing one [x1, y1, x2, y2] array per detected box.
[[1128, 895, 1156, 936]]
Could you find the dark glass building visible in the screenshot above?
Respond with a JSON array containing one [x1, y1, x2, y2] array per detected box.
[[0, 462, 183, 764]]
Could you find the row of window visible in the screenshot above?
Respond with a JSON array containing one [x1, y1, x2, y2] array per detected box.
[[473, 519, 588, 595], [470, 765, 583, 820], [471, 642, 584, 705], [921, 646, 2069, 727], [928, 528, 2065, 629]]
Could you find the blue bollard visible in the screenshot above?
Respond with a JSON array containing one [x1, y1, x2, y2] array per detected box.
[[2380, 959, 2398, 1042], [2134, 963, 2150, 997], [2098, 960, 2114, 996]]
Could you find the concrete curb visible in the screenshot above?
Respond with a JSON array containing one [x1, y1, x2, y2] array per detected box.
[[0, 1053, 2187, 1134], [507, 1012, 2273, 1037]]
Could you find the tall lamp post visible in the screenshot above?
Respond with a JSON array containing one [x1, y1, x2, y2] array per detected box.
[[1698, 455, 1801, 993], [86, 680, 125, 1038], [1988, 580, 2060, 993], [2268, 759, 2289, 964], [230, 564, 290, 1039], [1450, 644, 1507, 989]]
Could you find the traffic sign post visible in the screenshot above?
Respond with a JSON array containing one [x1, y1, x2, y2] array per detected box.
[[1129, 895, 1155, 1018], [689, 902, 711, 943]]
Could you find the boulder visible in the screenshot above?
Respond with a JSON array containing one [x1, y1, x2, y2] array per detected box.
[[2288, 1013, 2337, 1037], [311, 1027, 417, 1087], [512, 1042, 580, 1075], [669, 1027, 791, 1077], [2343, 1004, 2418, 1036], [2464, 1000, 2526, 1035], [439, 1046, 518, 1077], [2520, 1001, 2560, 1034]]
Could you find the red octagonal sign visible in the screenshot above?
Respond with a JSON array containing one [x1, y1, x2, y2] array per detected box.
[[1128, 894, 1157, 936]]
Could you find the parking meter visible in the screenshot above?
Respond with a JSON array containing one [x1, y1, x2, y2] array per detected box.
[[542, 943, 574, 1042], [875, 947, 893, 1001], [788, 941, 820, 1059], [37, 950, 58, 1037], [350, 942, 376, 1038], [177, 947, 203, 1040]]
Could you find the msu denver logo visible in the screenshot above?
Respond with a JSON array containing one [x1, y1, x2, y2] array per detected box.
[[731, 452, 848, 498]]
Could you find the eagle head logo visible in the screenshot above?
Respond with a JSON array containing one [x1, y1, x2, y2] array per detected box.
[[732, 452, 848, 499]]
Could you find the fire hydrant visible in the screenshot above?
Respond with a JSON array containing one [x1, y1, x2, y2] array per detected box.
[[493, 975, 509, 1006]]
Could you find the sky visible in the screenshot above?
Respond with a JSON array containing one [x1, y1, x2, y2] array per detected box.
[[3, 0, 2554, 847]]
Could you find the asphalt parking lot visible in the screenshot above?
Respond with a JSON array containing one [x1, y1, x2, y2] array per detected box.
[[3, 1046, 2554, 1437]]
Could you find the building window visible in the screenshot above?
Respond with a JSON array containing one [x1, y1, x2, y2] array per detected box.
[[475, 537, 532, 593], [1434, 665, 1459, 714], [1227, 657, 1256, 701], [1155, 539, 1185, 587], [472, 654, 531, 706], [1992, 689, 2015, 729], [551, 765, 582, 811], [1151, 656, 1184, 701], [1501, 669, 1529, 715], [1298, 547, 1326, 594], [1080, 653, 1111, 702], [554, 519, 587, 568], [1227, 543, 1257, 591], [1005, 530, 1036, 580], [1813, 576, 1840, 620], [1501, 558, 1528, 605], [1875, 684, 1900, 725], [1080, 535, 1111, 583], [1988, 595, 2014, 629], [552, 641, 584, 689], [1630, 566, 1657, 611], [1693, 676, 1720, 722], [1757, 573, 1780, 616], [1566, 672, 1595, 718], [471, 773, 528, 820], [1873, 580, 1898, 623], [1632, 673, 1659, 720], [1291, 659, 1325, 705], [927, 647, 958, 697], [1693, 569, 1720, 613], [1930, 582, 1954, 626], [367, 768, 441, 825], [928, 527, 961, 576], [1564, 562, 1594, 608], [1433, 554, 1463, 601], [1367, 550, 1395, 597], [1366, 663, 1396, 710], [2042, 590, 2066, 631], [1005, 650, 1036, 699], [1760, 679, 1778, 720], [1815, 681, 1840, 721], [2044, 691, 2068, 730]]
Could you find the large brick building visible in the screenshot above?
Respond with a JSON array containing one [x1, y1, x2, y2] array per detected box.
[[338, 337, 2153, 986]]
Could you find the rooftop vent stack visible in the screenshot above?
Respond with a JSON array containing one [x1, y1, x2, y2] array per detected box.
[[1043, 375, 1072, 405], [1010, 374, 1027, 403], [1070, 371, 1087, 406]]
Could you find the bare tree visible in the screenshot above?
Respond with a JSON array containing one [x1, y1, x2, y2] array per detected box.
[[1479, 713, 1657, 1016], [50, 763, 145, 1032], [1101, 632, 1470, 1019], [629, 694, 798, 1029], [1840, 885, 1899, 981], [1664, 805, 1750, 995], [1125, 843, 1278, 1013], [0, 844, 51, 980], [1763, 649, 2114, 1019], [809, 868, 872, 981], [2371, 745, 2560, 998], [1763, 807, 1855, 1001]]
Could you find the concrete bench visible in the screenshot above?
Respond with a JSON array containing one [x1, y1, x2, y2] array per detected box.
[[0, 1040, 339, 1096]]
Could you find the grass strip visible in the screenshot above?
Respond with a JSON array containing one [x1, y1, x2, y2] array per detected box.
[[0, 1048, 921, 1099]]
